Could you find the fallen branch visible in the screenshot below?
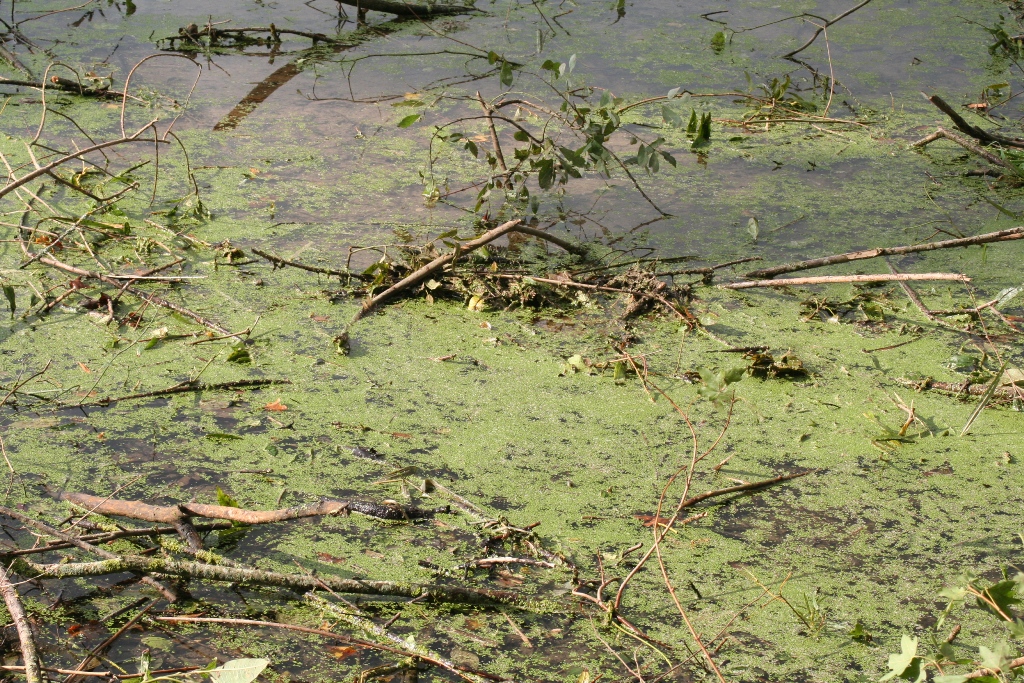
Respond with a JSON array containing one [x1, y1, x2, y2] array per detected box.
[[895, 378, 1023, 399], [922, 94, 1024, 149], [911, 127, 1020, 174], [251, 248, 353, 278], [0, 75, 125, 99], [722, 273, 970, 289], [88, 378, 292, 406], [0, 522, 232, 557], [0, 564, 43, 683], [14, 555, 530, 606], [676, 470, 814, 510], [335, 0, 478, 17], [744, 227, 1024, 279], [171, 24, 352, 46], [59, 492, 439, 527], [353, 219, 521, 322], [0, 504, 179, 602]]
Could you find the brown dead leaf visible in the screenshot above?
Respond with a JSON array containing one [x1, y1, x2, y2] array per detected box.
[[495, 569, 523, 586], [310, 314, 330, 322], [78, 362, 92, 374], [364, 549, 386, 560], [966, 102, 988, 110], [264, 399, 288, 412], [633, 514, 671, 528], [327, 645, 359, 660], [316, 552, 346, 565], [391, 432, 411, 439]]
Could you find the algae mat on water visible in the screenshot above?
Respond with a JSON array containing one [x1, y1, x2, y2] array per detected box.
[[1, 0, 1024, 681]]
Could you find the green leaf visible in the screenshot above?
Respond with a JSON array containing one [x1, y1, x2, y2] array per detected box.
[[513, 130, 530, 142], [933, 676, 969, 683], [613, 360, 627, 383], [500, 60, 514, 87], [206, 433, 243, 441], [391, 99, 424, 107], [208, 659, 270, 683], [711, 30, 726, 52], [747, 217, 759, 242], [216, 486, 240, 508], [722, 367, 746, 385], [397, 114, 421, 128], [881, 635, 923, 682], [227, 343, 251, 364], [2, 285, 14, 318], [686, 109, 698, 135], [537, 159, 555, 189]]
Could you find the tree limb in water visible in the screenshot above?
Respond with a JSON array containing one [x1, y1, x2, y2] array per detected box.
[[13, 555, 533, 607], [336, 0, 479, 17], [744, 227, 1024, 279], [722, 273, 969, 290]]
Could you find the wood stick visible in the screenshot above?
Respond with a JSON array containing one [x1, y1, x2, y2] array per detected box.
[[251, 248, 352, 277], [353, 219, 521, 322], [911, 127, 1019, 172], [745, 227, 1024, 279], [59, 492, 436, 525], [0, 564, 43, 683], [0, 504, 178, 602], [678, 470, 814, 510], [923, 94, 1024, 149], [964, 656, 1024, 680], [723, 273, 969, 289], [0, 522, 233, 557], [334, 0, 477, 17], [886, 261, 935, 320], [14, 556, 530, 607], [477, 92, 507, 173]]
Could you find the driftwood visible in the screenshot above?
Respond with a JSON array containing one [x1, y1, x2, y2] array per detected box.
[[722, 273, 969, 290], [744, 227, 1024, 279]]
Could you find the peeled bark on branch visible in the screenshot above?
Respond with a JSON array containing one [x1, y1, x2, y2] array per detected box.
[[59, 492, 436, 525]]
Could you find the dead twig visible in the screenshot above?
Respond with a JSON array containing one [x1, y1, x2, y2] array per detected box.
[[86, 378, 292, 406], [781, 0, 873, 58], [911, 127, 1019, 174], [744, 227, 1024, 279], [723, 273, 970, 289], [0, 563, 43, 683]]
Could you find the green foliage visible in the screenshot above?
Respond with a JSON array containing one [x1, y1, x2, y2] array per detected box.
[[697, 366, 744, 406]]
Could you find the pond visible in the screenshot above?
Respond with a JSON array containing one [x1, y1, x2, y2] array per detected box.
[[0, 0, 1023, 681]]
